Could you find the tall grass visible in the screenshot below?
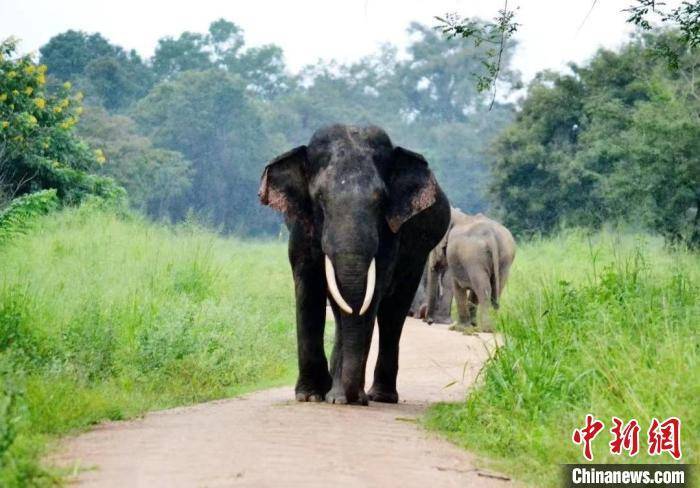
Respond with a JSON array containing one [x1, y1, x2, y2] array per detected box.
[[425, 230, 699, 486], [0, 204, 295, 486]]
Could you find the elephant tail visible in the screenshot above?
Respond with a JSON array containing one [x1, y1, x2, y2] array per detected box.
[[489, 233, 500, 309]]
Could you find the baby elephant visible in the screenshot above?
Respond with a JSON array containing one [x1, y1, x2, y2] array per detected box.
[[430, 209, 515, 332]]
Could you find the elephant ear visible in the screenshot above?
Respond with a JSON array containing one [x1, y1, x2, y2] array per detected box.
[[385, 146, 439, 233], [258, 146, 312, 223]]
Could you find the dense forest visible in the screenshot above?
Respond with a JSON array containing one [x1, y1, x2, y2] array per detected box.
[[5, 20, 511, 235], [1, 20, 698, 245]]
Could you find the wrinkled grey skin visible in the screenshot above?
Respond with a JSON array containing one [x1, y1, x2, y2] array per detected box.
[[421, 257, 453, 324], [408, 262, 452, 322], [259, 124, 450, 405], [426, 209, 515, 332], [407, 263, 428, 319]]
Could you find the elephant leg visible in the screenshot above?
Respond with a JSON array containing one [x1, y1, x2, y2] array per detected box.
[[369, 260, 424, 403], [289, 228, 332, 402], [452, 281, 471, 328], [291, 262, 332, 402], [468, 267, 493, 333], [467, 289, 478, 326]]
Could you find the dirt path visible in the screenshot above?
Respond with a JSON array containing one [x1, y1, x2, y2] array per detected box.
[[54, 317, 511, 487]]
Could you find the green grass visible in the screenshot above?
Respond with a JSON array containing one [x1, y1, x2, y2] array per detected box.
[[425, 230, 699, 486], [0, 204, 296, 486]]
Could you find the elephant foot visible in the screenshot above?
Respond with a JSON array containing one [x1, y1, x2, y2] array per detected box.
[[325, 387, 369, 406], [449, 322, 477, 334], [367, 385, 399, 403], [432, 315, 452, 325], [295, 374, 332, 402], [295, 390, 325, 402], [473, 323, 494, 333]]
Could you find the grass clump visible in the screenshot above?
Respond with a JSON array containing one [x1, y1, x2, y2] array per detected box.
[[425, 230, 699, 486], [0, 204, 295, 486]]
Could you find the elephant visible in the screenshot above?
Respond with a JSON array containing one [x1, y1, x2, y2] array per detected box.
[[423, 244, 453, 325], [426, 209, 515, 332], [407, 261, 453, 322], [407, 263, 428, 319], [259, 124, 450, 405]]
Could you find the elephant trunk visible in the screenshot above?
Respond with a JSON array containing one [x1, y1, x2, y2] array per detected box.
[[327, 253, 376, 402]]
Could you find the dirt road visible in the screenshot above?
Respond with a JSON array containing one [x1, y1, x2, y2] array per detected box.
[[54, 317, 511, 487]]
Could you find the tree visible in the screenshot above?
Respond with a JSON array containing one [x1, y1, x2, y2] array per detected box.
[[133, 69, 281, 233], [40, 31, 153, 110], [151, 19, 292, 99], [0, 38, 122, 207], [489, 32, 700, 246], [76, 106, 191, 220], [437, 0, 700, 97]]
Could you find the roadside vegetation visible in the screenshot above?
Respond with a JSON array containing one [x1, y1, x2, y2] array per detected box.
[[0, 204, 295, 486], [426, 231, 699, 486], [2, 7, 699, 487]]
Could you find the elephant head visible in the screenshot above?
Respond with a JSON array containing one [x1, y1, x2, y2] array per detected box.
[[425, 207, 464, 323], [259, 124, 438, 402]]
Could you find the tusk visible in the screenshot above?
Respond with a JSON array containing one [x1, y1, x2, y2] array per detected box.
[[325, 255, 353, 314], [359, 258, 376, 316]]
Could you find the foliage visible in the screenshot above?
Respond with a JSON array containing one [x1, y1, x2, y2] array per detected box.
[[76, 106, 191, 220], [489, 32, 700, 247], [436, 4, 520, 107], [36, 20, 515, 233], [0, 205, 296, 486], [0, 38, 123, 207], [132, 69, 279, 233], [151, 19, 289, 98], [426, 230, 699, 486], [39, 30, 154, 110], [439, 1, 700, 94], [0, 189, 58, 243], [626, 0, 700, 68]]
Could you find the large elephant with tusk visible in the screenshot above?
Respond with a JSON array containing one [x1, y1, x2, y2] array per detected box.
[[259, 124, 450, 405]]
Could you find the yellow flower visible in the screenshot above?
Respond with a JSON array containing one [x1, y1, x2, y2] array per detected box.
[[60, 98, 70, 108], [37, 73, 46, 85], [24, 65, 36, 75], [7, 71, 16, 78], [37, 64, 47, 74], [62, 81, 71, 90], [28, 114, 37, 124], [60, 117, 76, 130], [75, 91, 84, 101], [0, 93, 7, 102], [34, 98, 46, 109], [1, 121, 8, 129], [53, 106, 62, 114], [75, 106, 83, 115], [24, 86, 33, 95], [94, 149, 107, 164]]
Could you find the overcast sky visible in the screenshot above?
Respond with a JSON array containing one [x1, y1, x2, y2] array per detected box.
[[0, 0, 661, 81]]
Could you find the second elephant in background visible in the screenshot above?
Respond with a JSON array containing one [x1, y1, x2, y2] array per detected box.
[[427, 209, 515, 332]]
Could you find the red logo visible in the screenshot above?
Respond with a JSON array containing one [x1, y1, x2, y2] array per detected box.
[[609, 417, 640, 456], [572, 414, 605, 461], [647, 417, 682, 460], [573, 415, 682, 461]]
